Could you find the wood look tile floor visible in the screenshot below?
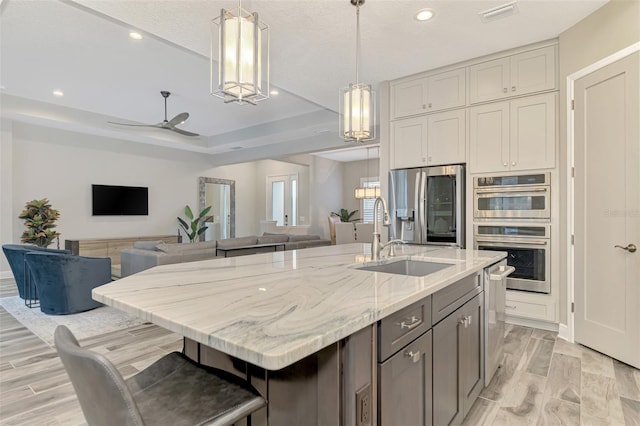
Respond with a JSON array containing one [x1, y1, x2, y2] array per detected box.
[[0, 278, 639, 425]]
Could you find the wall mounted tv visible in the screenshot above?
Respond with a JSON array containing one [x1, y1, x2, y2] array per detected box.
[[92, 184, 148, 216]]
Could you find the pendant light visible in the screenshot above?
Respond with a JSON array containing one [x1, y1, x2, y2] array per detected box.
[[340, 0, 376, 143], [211, 0, 270, 105], [354, 146, 381, 199]]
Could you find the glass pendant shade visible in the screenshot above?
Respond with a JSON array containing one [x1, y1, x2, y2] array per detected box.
[[211, 5, 269, 105], [354, 186, 380, 199], [341, 83, 376, 142]]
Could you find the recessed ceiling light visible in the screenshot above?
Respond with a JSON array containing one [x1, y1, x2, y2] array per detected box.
[[129, 31, 143, 40], [52, 90, 64, 97], [270, 90, 279, 95], [415, 9, 435, 22]]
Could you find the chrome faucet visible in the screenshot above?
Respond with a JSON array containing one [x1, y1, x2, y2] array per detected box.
[[371, 196, 391, 261]]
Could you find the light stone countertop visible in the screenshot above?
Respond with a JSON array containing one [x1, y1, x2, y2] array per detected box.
[[93, 244, 505, 370]]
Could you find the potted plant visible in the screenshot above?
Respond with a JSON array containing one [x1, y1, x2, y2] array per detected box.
[[177, 205, 212, 243], [18, 198, 61, 247], [331, 208, 359, 222]]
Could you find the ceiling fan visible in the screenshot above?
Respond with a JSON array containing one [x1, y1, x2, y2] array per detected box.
[[108, 91, 199, 137]]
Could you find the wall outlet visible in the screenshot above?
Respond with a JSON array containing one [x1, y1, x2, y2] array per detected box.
[[356, 384, 371, 426]]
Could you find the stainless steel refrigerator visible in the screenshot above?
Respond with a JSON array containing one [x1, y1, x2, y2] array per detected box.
[[389, 164, 465, 247]]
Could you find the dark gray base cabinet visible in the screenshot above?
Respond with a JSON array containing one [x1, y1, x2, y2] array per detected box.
[[433, 293, 485, 426], [378, 330, 433, 426]]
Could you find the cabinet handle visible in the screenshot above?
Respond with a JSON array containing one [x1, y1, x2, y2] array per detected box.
[[422, 157, 426, 163], [428, 103, 432, 108], [467, 315, 472, 326], [458, 317, 469, 328], [428, 156, 432, 163], [400, 316, 422, 330], [503, 88, 507, 93], [506, 305, 517, 309], [405, 350, 421, 363], [422, 104, 426, 109], [512, 86, 516, 92], [511, 161, 516, 166]]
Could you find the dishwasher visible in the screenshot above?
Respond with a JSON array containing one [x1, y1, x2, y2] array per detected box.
[[484, 260, 514, 386]]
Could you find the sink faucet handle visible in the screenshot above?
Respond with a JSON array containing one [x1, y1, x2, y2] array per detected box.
[[384, 239, 407, 257]]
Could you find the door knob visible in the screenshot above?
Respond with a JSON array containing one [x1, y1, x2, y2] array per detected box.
[[615, 243, 637, 253]]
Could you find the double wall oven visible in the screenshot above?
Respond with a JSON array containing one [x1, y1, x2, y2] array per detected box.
[[473, 173, 551, 294]]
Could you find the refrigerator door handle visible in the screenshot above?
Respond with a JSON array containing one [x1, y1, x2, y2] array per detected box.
[[414, 172, 421, 242], [419, 171, 427, 244]]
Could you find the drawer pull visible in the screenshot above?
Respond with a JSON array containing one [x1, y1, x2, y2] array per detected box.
[[399, 316, 421, 330], [405, 350, 421, 363], [458, 316, 472, 328], [506, 305, 517, 309]]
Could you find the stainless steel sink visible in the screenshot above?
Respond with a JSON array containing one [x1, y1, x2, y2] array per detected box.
[[357, 259, 452, 277]]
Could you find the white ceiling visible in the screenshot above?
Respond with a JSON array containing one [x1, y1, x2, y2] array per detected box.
[[0, 0, 608, 165]]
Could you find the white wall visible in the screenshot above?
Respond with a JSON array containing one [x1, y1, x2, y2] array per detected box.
[[341, 158, 378, 221], [1, 121, 344, 280], [557, 0, 640, 325], [9, 123, 212, 247], [0, 120, 13, 277]]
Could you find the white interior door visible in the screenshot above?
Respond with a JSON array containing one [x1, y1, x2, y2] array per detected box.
[[267, 174, 298, 226], [574, 51, 639, 368]]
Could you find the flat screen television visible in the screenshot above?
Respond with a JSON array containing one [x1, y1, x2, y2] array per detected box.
[[92, 184, 148, 216]]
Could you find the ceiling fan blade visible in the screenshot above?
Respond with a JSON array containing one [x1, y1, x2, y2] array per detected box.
[[108, 121, 157, 128], [167, 112, 189, 127], [170, 127, 200, 137]]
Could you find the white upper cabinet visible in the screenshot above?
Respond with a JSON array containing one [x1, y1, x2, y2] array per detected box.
[[427, 109, 466, 166], [391, 110, 466, 169], [469, 46, 556, 104], [468, 57, 511, 104], [469, 92, 556, 173], [509, 93, 557, 171], [391, 68, 466, 119], [391, 116, 428, 169], [469, 102, 510, 173]]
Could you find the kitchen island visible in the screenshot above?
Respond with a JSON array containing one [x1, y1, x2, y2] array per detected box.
[[93, 243, 506, 425]]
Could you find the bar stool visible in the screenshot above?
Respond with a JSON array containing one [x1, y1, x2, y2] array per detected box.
[[54, 325, 266, 426]]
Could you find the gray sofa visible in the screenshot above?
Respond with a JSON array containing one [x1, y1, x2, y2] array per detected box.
[[120, 234, 330, 277]]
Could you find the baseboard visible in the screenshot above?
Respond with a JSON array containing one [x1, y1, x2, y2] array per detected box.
[[0, 270, 14, 280], [506, 315, 559, 332], [558, 323, 572, 342]]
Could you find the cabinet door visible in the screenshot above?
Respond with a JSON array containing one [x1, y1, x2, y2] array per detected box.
[[460, 293, 484, 418], [433, 310, 464, 426], [469, 102, 510, 173], [469, 57, 510, 104], [391, 77, 428, 119], [426, 68, 466, 112], [378, 330, 433, 426], [427, 109, 466, 166], [391, 116, 428, 169], [509, 92, 556, 171], [510, 46, 556, 96]]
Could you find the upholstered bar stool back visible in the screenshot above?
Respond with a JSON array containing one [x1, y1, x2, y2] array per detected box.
[[54, 325, 266, 426]]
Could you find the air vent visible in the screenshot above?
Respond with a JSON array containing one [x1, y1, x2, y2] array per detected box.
[[479, 1, 518, 22]]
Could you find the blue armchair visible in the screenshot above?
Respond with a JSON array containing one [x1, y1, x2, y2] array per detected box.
[[2, 244, 70, 299], [24, 252, 111, 315]]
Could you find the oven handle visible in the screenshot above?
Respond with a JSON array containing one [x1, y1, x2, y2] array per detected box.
[[476, 239, 548, 247], [475, 187, 548, 194]]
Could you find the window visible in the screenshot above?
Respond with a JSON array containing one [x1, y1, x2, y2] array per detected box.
[[360, 177, 380, 222]]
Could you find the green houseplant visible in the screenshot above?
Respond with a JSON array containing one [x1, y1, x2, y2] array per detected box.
[[331, 208, 359, 223], [177, 205, 212, 243], [18, 198, 61, 247]]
